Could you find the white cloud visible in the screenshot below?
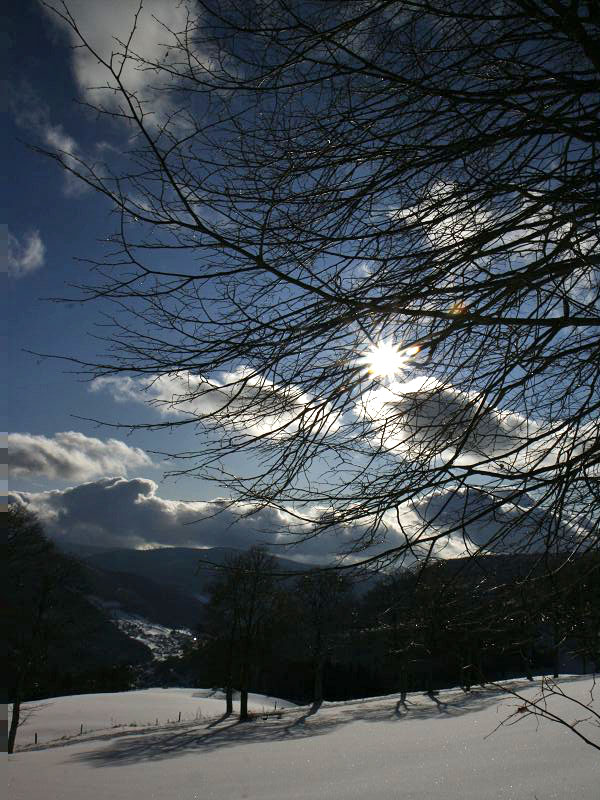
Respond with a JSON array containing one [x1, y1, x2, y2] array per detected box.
[[9, 431, 154, 481], [7, 477, 313, 552], [353, 375, 600, 524], [411, 486, 582, 555], [42, 0, 207, 125], [90, 376, 143, 405], [42, 124, 86, 196], [391, 180, 492, 252], [7, 229, 46, 278], [390, 182, 598, 310], [10, 83, 87, 196], [354, 375, 588, 476], [385, 381, 531, 459], [7, 476, 418, 562], [356, 376, 518, 456], [91, 369, 341, 440], [44, 126, 77, 154]]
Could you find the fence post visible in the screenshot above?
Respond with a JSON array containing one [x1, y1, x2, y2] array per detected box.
[[178, 711, 181, 722]]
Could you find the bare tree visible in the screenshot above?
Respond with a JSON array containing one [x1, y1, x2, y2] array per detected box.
[[202, 566, 242, 716], [202, 547, 283, 720], [295, 569, 352, 705], [486, 675, 600, 752], [37, 1, 598, 569]]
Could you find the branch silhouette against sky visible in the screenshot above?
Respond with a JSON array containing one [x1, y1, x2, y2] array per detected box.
[[7, 0, 599, 570]]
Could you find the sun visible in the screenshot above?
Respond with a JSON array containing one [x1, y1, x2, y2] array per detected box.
[[360, 340, 420, 379]]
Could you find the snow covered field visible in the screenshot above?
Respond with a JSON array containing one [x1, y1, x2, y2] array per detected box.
[[9, 687, 296, 745], [8, 677, 599, 800]]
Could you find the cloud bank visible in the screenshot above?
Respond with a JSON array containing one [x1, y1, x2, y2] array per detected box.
[[356, 375, 595, 480], [357, 376, 533, 459], [8, 477, 321, 554], [9, 474, 577, 565], [8, 476, 423, 563], [9, 431, 154, 481], [410, 486, 581, 554]]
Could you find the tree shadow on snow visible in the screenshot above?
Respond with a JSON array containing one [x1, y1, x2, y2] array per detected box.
[[70, 712, 341, 767], [67, 683, 527, 768]]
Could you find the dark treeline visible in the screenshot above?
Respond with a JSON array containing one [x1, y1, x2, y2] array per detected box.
[[7, 501, 598, 734], [173, 548, 599, 710], [5, 506, 151, 751]]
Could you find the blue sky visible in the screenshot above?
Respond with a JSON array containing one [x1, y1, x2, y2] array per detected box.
[[6, 1, 229, 503], [6, 1, 416, 562], [6, 1, 300, 561], [6, 1, 590, 562]]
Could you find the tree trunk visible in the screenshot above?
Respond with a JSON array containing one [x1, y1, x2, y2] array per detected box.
[[460, 645, 472, 691], [461, 664, 472, 692], [239, 660, 249, 721], [239, 688, 249, 721], [426, 664, 434, 695], [225, 685, 233, 715], [399, 662, 407, 701], [8, 689, 21, 754], [520, 649, 534, 681], [553, 625, 560, 679], [313, 658, 324, 706], [476, 647, 485, 687]]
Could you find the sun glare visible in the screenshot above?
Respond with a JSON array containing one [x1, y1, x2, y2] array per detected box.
[[360, 340, 420, 379]]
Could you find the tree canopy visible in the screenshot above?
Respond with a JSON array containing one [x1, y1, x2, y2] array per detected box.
[[40, 0, 599, 569]]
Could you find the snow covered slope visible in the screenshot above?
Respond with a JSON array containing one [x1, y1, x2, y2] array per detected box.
[[8, 677, 599, 800], [9, 688, 296, 745]]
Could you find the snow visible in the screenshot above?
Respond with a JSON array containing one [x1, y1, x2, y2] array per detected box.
[[8, 677, 599, 800], [9, 688, 297, 744]]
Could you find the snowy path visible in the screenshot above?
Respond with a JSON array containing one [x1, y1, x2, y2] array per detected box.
[[8, 677, 599, 800]]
